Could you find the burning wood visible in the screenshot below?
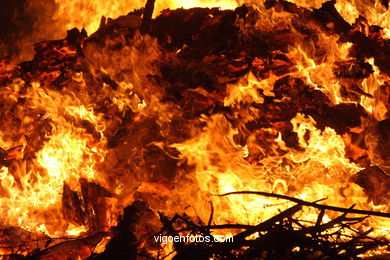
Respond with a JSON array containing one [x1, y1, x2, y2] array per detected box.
[[0, 0, 389, 259], [157, 205, 390, 259]]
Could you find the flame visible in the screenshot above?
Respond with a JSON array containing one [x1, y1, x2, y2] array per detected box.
[[53, 0, 240, 35], [335, 0, 390, 38], [170, 113, 385, 224], [360, 58, 389, 120], [0, 82, 107, 236]]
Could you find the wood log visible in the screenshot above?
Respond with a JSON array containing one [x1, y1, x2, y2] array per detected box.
[[91, 201, 160, 259], [333, 59, 373, 79], [80, 179, 112, 232], [62, 183, 85, 226], [140, 0, 156, 34], [351, 166, 390, 206]]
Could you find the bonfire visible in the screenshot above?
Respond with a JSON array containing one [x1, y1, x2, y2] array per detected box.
[[0, 0, 389, 259]]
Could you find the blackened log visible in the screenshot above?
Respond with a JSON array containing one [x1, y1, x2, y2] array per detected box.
[[319, 103, 368, 134], [62, 183, 85, 226], [140, 0, 156, 34], [375, 120, 390, 162], [333, 59, 373, 79], [80, 179, 112, 232], [367, 119, 390, 175], [351, 166, 390, 205], [91, 201, 160, 259], [0, 147, 8, 167]]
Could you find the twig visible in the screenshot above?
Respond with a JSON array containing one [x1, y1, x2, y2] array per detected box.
[[173, 224, 254, 232], [218, 191, 390, 218], [233, 205, 302, 241], [207, 202, 214, 226]]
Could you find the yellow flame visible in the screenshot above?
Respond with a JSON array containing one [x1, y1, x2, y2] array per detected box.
[[53, 0, 240, 35], [171, 112, 389, 238], [0, 82, 107, 236]]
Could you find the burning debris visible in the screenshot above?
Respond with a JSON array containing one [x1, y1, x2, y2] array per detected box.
[[0, 0, 389, 259], [159, 204, 389, 259]]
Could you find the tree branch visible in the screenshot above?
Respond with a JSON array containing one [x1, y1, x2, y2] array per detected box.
[[218, 191, 390, 218]]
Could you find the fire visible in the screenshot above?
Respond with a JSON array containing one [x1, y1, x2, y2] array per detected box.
[[170, 112, 384, 224], [335, 0, 390, 38], [0, 82, 107, 238], [0, 0, 389, 258], [361, 58, 389, 119], [53, 0, 240, 34]]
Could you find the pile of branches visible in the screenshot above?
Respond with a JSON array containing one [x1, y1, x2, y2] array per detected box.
[[3, 197, 390, 259], [87, 196, 390, 259], [158, 199, 390, 259]]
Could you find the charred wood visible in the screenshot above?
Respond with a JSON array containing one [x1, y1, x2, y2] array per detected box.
[[140, 0, 156, 34], [24, 233, 106, 260], [62, 183, 85, 226], [351, 166, 390, 206], [159, 203, 389, 259], [90, 200, 160, 259], [266, 0, 390, 75], [80, 179, 112, 233]]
